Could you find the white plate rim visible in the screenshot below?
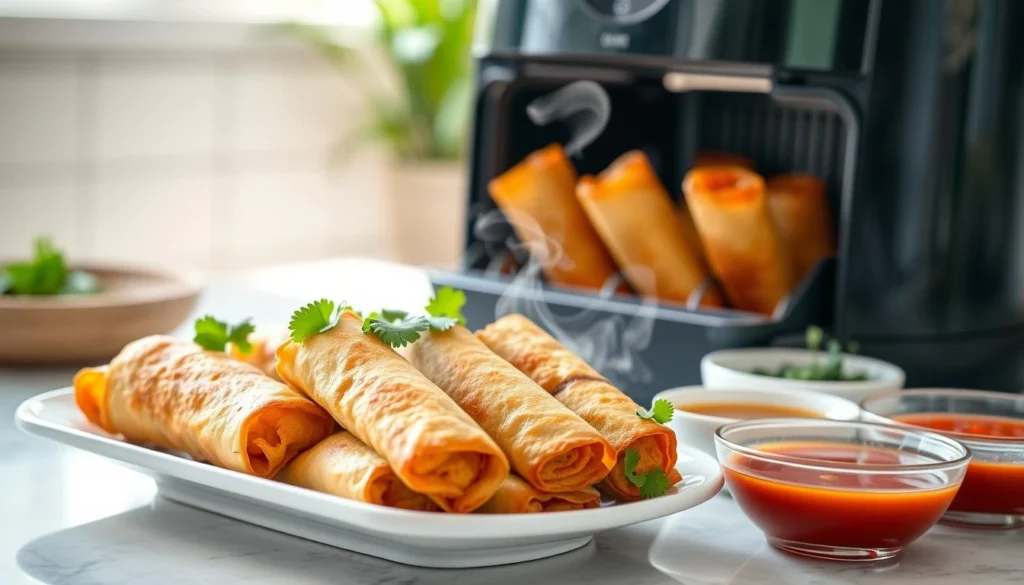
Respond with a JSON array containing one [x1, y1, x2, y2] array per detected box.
[[16, 388, 724, 541]]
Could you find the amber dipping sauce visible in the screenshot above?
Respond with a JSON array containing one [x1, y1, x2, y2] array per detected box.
[[680, 402, 821, 420], [894, 413, 1024, 515], [724, 442, 960, 550]]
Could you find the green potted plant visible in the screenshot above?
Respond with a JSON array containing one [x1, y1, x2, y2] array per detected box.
[[279, 0, 477, 266]]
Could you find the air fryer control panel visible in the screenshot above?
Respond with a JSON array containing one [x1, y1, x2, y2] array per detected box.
[[486, 0, 872, 72]]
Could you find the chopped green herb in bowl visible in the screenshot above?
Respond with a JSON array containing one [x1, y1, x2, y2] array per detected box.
[[751, 326, 868, 382], [1, 237, 101, 296]]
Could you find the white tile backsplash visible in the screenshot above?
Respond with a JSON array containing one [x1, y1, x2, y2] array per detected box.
[[93, 57, 218, 161], [0, 182, 79, 258], [0, 43, 419, 271], [228, 57, 355, 156], [0, 58, 78, 165], [90, 168, 213, 269]]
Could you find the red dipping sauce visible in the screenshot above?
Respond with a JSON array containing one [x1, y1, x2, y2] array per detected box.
[[724, 442, 961, 553], [894, 413, 1024, 516]]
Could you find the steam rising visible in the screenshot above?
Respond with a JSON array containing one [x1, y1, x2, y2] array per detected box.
[[526, 80, 611, 157], [476, 210, 657, 388]]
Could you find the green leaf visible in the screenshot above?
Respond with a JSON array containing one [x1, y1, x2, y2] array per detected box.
[[425, 315, 459, 332], [0, 270, 10, 294], [228, 320, 256, 354], [193, 316, 230, 352], [381, 309, 410, 321], [364, 314, 429, 348], [805, 325, 823, 351], [62, 269, 101, 295], [623, 449, 645, 488], [638, 468, 670, 499], [288, 299, 345, 342], [637, 399, 674, 424], [425, 286, 466, 325]]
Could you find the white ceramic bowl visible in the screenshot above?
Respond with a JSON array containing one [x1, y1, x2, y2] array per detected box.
[[653, 385, 862, 459], [701, 348, 906, 403]]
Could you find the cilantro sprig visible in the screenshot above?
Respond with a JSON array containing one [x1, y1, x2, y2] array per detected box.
[[623, 449, 671, 499], [288, 299, 351, 342], [2, 237, 100, 296], [285, 287, 468, 347], [193, 316, 255, 353], [637, 399, 674, 424]]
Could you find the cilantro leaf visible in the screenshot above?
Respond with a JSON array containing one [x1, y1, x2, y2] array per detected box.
[[636, 399, 674, 424], [228, 320, 256, 354], [193, 316, 254, 352], [380, 309, 409, 321], [425, 315, 459, 332], [623, 448, 671, 498], [623, 449, 645, 488], [0, 270, 11, 294], [62, 269, 101, 295], [288, 299, 345, 342], [638, 468, 670, 499], [425, 286, 466, 325], [364, 314, 429, 348], [193, 316, 230, 351], [4, 237, 69, 295]]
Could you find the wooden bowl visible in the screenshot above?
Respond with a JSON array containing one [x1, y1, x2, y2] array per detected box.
[[0, 264, 201, 365]]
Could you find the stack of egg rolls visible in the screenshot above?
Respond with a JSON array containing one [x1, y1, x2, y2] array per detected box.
[[73, 335, 334, 478], [683, 165, 796, 315], [488, 144, 619, 291], [577, 151, 721, 307], [477, 314, 681, 500], [477, 475, 601, 513], [407, 326, 616, 492], [276, 312, 509, 513]]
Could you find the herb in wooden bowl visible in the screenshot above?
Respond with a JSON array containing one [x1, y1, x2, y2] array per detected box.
[[1, 237, 100, 296], [752, 326, 868, 382]]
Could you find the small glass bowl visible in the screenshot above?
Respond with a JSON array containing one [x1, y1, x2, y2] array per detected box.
[[862, 388, 1024, 528], [715, 418, 970, 562]]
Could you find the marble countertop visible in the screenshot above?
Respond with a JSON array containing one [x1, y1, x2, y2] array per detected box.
[[3, 260, 1023, 585]]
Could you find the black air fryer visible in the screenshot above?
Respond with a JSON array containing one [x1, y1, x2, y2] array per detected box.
[[430, 0, 1024, 403]]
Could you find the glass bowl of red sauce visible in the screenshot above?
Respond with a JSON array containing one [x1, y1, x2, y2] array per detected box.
[[715, 418, 970, 562], [862, 388, 1024, 528]]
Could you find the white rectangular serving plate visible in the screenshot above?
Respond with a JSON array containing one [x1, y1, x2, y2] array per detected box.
[[17, 388, 724, 568]]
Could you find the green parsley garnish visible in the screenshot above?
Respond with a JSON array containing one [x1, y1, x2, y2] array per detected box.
[[362, 311, 429, 348], [623, 449, 671, 499], [193, 316, 255, 353], [637, 399, 674, 424], [288, 299, 349, 342], [425, 286, 467, 325], [2, 237, 100, 296], [750, 325, 868, 381]]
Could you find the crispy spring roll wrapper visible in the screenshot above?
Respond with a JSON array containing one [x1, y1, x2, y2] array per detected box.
[[408, 326, 616, 492], [229, 326, 290, 381], [684, 166, 797, 315], [577, 151, 722, 307], [477, 475, 601, 514], [275, 313, 509, 513], [766, 174, 835, 282], [278, 432, 440, 511], [72, 335, 334, 478], [477, 314, 681, 500], [488, 144, 619, 290], [679, 152, 756, 264]]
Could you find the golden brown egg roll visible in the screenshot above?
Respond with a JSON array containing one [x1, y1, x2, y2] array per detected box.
[[72, 335, 334, 478], [277, 431, 439, 511], [488, 144, 618, 291], [683, 166, 796, 315], [477, 314, 681, 500], [476, 475, 601, 513], [407, 326, 616, 492], [766, 174, 835, 282], [229, 326, 289, 381], [577, 151, 721, 307], [276, 313, 509, 513]]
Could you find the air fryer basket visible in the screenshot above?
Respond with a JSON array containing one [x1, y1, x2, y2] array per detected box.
[[431, 71, 859, 404]]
